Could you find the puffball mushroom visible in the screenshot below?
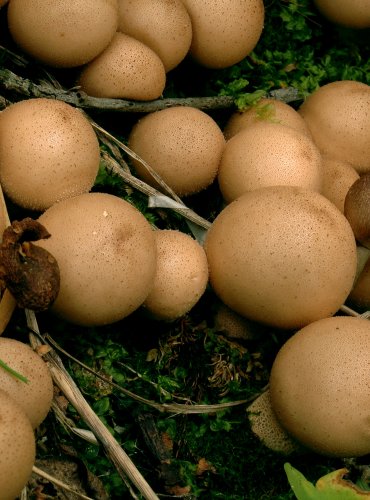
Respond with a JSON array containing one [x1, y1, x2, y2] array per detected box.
[[7, 0, 119, 67], [143, 229, 209, 320], [269, 316, 370, 457], [181, 0, 264, 69], [128, 106, 226, 196], [117, 0, 192, 72], [313, 0, 370, 28], [0, 337, 53, 429], [223, 98, 311, 140], [204, 186, 357, 330], [344, 173, 370, 249], [299, 80, 370, 174], [0, 98, 100, 211], [37, 192, 157, 326], [321, 156, 360, 213], [78, 32, 166, 100], [218, 122, 322, 203], [0, 389, 36, 500], [247, 390, 302, 455]]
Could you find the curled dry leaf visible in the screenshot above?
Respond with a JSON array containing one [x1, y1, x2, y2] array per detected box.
[[0, 218, 60, 311]]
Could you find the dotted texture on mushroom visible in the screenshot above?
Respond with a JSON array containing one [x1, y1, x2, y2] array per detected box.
[[181, 0, 264, 68], [269, 316, 370, 457], [117, 0, 192, 72], [223, 98, 311, 141], [247, 389, 302, 455], [344, 173, 370, 249], [143, 229, 209, 320], [38, 193, 157, 326], [7, 0, 119, 67], [299, 80, 370, 174], [313, 0, 370, 28], [128, 106, 226, 196], [218, 122, 322, 203], [204, 186, 357, 330], [0, 389, 36, 500], [0, 98, 100, 211], [78, 32, 166, 100], [0, 337, 53, 428], [321, 156, 360, 213]]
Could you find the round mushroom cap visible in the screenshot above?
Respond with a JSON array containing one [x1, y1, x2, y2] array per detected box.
[[181, 0, 264, 68], [128, 106, 226, 196], [78, 32, 166, 100], [117, 0, 192, 72], [0, 98, 100, 211], [223, 99, 311, 140], [0, 337, 53, 429], [321, 156, 360, 213], [214, 303, 265, 340], [313, 0, 370, 28], [247, 390, 302, 455], [269, 316, 370, 457], [218, 122, 322, 203], [344, 173, 370, 249], [299, 80, 370, 174], [7, 0, 118, 67], [0, 389, 36, 500], [38, 192, 157, 326], [143, 229, 209, 320], [204, 186, 357, 330]]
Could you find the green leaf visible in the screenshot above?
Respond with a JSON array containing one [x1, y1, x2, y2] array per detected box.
[[0, 358, 28, 383], [284, 463, 370, 500]]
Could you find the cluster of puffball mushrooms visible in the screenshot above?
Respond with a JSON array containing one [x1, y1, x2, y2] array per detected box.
[[0, 0, 370, 498]]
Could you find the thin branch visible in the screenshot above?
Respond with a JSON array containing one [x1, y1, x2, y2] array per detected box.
[[32, 466, 94, 500], [42, 332, 263, 414], [26, 311, 160, 500]]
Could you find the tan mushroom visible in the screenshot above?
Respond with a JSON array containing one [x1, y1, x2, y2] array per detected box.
[[204, 186, 357, 329], [0, 337, 53, 429], [0, 98, 100, 211], [0, 389, 36, 500], [117, 0, 192, 72], [7, 0, 119, 67], [269, 316, 370, 457]]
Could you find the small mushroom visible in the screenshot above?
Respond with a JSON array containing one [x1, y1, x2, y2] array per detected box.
[[78, 32, 166, 100], [0, 337, 53, 428], [0, 389, 36, 500], [117, 0, 192, 72], [218, 121, 322, 202], [320, 156, 360, 213], [313, 0, 370, 28], [269, 316, 370, 457], [143, 229, 209, 321], [344, 173, 370, 249], [0, 218, 60, 312], [247, 390, 302, 455], [128, 106, 225, 196], [223, 98, 311, 141], [299, 80, 370, 174]]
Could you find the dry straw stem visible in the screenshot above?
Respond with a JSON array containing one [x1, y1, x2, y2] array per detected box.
[[32, 465, 94, 500], [44, 332, 260, 414], [26, 310, 160, 500]]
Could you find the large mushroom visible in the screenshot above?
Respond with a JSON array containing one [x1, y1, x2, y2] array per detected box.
[[0, 98, 100, 211], [37, 192, 157, 326], [204, 186, 357, 329], [269, 316, 370, 457]]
